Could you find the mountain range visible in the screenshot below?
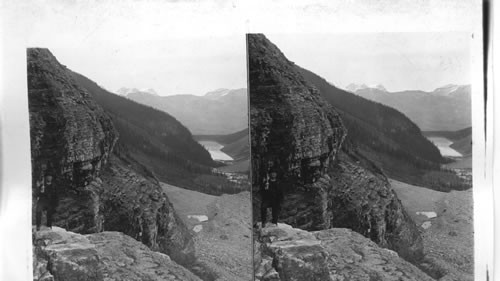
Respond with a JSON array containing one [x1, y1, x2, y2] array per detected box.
[[346, 83, 471, 131], [125, 88, 248, 135]]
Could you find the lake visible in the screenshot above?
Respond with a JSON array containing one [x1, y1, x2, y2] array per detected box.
[[427, 136, 463, 157], [198, 140, 234, 161]]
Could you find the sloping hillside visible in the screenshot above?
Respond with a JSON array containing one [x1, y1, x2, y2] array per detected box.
[[298, 67, 449, 187], [70, 71, 232, 191]]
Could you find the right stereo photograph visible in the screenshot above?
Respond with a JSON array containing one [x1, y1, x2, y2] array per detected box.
[[248, 33, 473, 281]]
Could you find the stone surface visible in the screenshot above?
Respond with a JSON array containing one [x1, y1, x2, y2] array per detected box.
[[33, 227, 201, 281], [100, 155, 196, 266], [255, 224, 434, 281], [326, 151, 424, 262], [248, 34, 346, 188], [28, 48, 118, 233], [248, 34, 424, 262]]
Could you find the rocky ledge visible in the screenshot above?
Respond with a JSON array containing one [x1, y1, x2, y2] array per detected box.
[[254, 224, 433, 281], [33, 227, 201, 281]]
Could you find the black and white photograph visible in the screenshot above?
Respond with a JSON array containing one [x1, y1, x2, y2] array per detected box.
[[0, 1, 493, 281], [249, 33, 474, 280], [27, 35, 251, 281]]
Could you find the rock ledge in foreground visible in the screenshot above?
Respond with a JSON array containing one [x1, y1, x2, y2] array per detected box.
[[255, 223, 434, 281], [33, 227, 201, 281]]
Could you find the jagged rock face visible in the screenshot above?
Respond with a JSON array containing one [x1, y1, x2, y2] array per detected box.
[[255, 224, 433, 281], [248, 34, 346, 187], [28, 48, 118, 233], [28, 48, 196, 269], [100, 155, 196, 266], [33, 227, 201, 281], [248, 34, 424, 262], [248, 34, 346, 231], [327, 151, 424, 262]]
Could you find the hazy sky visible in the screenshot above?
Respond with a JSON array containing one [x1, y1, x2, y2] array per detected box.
[[11, 1, 472, 96], [51, 34, 247, 96], [266, 32, 471, 92], [52, 32, 470, 95]]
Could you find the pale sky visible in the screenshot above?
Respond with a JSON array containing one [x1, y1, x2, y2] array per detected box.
[[266, 32, 471, 92], [50, 35, 247, 96], [9, 1, 472, 96]]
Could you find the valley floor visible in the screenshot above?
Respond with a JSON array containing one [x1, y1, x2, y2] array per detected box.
[[391, 179, 474, 280], [161, 183, 252, 281]]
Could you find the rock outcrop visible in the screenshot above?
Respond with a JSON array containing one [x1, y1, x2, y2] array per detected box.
[[28, 48, 196, 276], [248, 34, 424, 262], [254, 224, 433, 281], [100, 155, 195, 266], [327, 151, 424, 262], [33, 227, 201, 281], [28, 48, 118, 233]]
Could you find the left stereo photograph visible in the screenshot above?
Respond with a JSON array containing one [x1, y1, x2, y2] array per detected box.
[[28, 37, 251, 281]]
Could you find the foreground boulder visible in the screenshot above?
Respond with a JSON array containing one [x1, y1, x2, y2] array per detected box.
[[248, 34, 424, 262], [33, 227, 201, 281], [255, 224, 433, 281]]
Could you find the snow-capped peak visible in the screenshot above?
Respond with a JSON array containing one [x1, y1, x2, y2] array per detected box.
[[204, 88, 231, 99], [345, 83, 387, 92], [116, 87, 158, 96], [432, 84, 461, 96]]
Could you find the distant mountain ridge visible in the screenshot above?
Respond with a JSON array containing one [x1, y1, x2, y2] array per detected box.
[[126, 88, 248, 135], [117, 87, 159, 96], [347, 84, 471, 131], [346, 83, 387, 92]]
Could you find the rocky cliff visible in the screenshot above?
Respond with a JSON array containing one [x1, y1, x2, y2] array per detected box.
[[248, 34, 424, 262], [33, 227, 201, 281], [100, 155, 195, 265], [28, 48, 195, 275], [254, 224, 433, 281], [248, 34, 346, 188], [28, 48, 118, 232]]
